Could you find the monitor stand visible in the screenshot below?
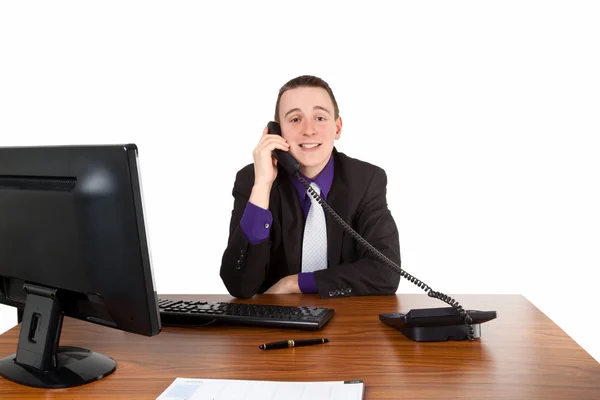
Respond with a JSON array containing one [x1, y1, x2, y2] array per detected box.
[[0, 283, 116, 389]]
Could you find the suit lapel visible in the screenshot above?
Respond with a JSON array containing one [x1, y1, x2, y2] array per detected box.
[[325, 153, 349, 268], [278, 174, 303, 275]]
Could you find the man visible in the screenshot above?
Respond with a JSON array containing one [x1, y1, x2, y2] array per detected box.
[[220, 75, 401, 299]]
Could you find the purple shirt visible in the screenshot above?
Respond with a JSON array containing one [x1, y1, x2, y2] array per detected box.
[[239, 155, 334, 294]]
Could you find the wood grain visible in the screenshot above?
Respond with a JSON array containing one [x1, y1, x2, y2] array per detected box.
[[0, 294, 598, 399]]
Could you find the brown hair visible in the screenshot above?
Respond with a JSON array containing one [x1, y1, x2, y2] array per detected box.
[[274, 75, 340, 122]]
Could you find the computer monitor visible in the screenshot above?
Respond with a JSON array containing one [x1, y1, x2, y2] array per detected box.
[[0, 144, 161, 389]]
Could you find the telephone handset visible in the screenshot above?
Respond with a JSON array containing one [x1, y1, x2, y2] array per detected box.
[[267, 121, 300, 175], [266, 120, 496, 341]]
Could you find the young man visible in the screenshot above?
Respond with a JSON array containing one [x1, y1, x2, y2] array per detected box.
[[220, 75, 401, 299]]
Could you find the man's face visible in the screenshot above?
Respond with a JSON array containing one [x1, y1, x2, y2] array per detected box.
[[279, 86, 342, 178]]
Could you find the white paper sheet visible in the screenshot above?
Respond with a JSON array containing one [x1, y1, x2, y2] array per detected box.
[[156, 377, 364, 400]]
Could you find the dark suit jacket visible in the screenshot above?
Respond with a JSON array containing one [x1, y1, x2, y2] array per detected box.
[[220, 148, 401, 299]]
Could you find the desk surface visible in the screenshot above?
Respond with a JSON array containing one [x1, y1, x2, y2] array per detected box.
[[0, 294, 599, 399]]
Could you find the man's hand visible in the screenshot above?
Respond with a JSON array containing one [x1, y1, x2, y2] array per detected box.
[[265, 274, 301, 294], [248, 125, 290, 210], [253, 125, 290, 187]]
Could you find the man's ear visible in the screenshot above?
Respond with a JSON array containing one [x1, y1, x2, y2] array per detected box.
[[334, 116, 343, 140]]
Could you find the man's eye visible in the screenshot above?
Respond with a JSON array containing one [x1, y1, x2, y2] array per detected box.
[[290, 117, 300, 123], [315, 116, 326, 121]]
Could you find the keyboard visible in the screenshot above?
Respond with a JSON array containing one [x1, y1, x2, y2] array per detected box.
[[158, 298, 335, 330]]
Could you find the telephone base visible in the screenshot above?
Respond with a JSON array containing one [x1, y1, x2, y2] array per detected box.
[[398, 323, 481, 342], [379, 307, 497, 342]]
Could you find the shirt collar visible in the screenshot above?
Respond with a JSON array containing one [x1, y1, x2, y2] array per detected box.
[[291, 154, 334, 201]]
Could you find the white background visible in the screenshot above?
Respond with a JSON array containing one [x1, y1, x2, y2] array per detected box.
[[1, 1, 599, 363]]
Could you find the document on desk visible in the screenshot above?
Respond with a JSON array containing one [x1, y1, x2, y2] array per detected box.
[[156, 377, 364, 400]]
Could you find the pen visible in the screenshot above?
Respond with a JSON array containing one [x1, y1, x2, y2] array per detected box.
[[259, 338, 329, 350]]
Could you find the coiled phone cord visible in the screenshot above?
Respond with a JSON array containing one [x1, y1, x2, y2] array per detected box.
[[296, 173, 475, 340]]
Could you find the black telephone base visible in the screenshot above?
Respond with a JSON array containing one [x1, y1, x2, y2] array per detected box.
[[379, 307, 497, 342], [398, 323, 482, 342]]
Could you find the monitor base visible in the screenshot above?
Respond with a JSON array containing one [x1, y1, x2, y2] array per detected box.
[[0, 283, 117, 388], [0, 346, 116, 389]]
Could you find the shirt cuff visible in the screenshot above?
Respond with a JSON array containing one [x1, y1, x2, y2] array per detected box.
[[239, 201, 272, 244], [298, 272, 318, 294]]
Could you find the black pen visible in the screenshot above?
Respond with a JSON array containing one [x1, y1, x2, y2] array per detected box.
[[259, 338, 329, 350]]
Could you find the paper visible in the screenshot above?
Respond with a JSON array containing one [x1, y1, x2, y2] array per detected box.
[[156, 377, 364, 400]]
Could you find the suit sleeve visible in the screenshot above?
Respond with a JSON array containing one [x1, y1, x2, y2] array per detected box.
[[219, 167, 272, 299], [313, 168, 401, 297]]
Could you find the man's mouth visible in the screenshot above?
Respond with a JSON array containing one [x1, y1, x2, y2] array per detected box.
[[299, 143, 321, 149]]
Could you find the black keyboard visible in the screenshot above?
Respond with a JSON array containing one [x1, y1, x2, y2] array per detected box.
[[158, 298, 335, 330]]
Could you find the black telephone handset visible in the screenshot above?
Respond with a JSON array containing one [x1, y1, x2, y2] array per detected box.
[[267, 121, 300, 175], [265, 120, 496, 341]]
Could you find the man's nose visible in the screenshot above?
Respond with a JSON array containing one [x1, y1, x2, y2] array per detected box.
[[302, 120, 316, 136]]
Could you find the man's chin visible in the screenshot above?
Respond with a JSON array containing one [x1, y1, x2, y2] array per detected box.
[[298, 159, 329, 177], [298, 153, 326, 166], [299, 160, 324, 169]]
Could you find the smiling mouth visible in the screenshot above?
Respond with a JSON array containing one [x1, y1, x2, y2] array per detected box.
[[299, 144, 321, 149]]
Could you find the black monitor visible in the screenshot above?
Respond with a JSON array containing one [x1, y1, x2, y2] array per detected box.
[[0, 144, 161, 389]]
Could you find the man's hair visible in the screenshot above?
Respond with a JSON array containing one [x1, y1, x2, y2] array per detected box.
[[274, 75, 340, 122]]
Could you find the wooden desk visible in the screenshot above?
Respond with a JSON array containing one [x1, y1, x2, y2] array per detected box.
[[0, 294, 599, 399]]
